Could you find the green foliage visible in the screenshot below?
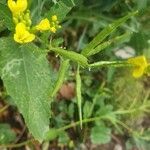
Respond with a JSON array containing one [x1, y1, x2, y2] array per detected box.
[[126, 135, 150, 150], [45, 128, 59, 141], [83, 101, 92, 118], [86, 32, 131, 57], [58, 131, 70, 145], [0, 38, 52, 141], [91, 122, 111, 144], [76, 65, 82, 128], [0, 124, 16, 144], [49, 47, 88, 67], [0, 3, 14, 30], [81, 11, 138, 57], [0, 0, 149, 148], [51, 59, 69, 97], [45, 0, 75, 22]]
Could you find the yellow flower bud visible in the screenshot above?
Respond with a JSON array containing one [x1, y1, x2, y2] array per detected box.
[[14, 23, 35, 44], [8, 0, 27, 15], [128, 56, 148, 78], [52, 15, 58, 21], [36, 18, 50, 31], [24, 11, 32, 26], [50, 27, 56, 33]]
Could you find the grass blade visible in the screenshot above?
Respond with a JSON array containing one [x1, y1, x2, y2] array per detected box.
[[85, 32, 132, 57], [81, 11, 138, 56]]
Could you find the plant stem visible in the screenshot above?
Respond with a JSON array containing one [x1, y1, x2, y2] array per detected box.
[[0, 139, 35, 148], [57, 116, 105, 131], [0, 105, 9, 114]]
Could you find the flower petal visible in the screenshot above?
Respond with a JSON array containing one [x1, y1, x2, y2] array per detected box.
[[36, 18, 50, 31], [8, 0, 27, 14], [14, 23, 35, 44], [128, 56, 148, 78]]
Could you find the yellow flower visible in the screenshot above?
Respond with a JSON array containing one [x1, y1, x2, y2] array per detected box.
[[14, 23, 35, 44], [36, 18, 50, 31], [8, 0, 27, 15], [50, 27, 56, 33], [128, 56, 148, 78], [52, 15, 58, 21]]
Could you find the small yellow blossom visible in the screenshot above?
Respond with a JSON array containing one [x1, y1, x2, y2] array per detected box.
[[50, 27, 56, 33], [14, 23, 35, 44], [52, 15, 58, 21], [128, 56, 148, 78], [35, 15, 60, 33], [36, 18, 51, 31], [8, 0, 27, 15]]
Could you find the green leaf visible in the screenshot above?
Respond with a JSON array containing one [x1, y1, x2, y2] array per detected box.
[[126, 137, 150, 150], [68, 103, 75, 118], [81, 11, 138, 56], [85, 32, 132, 57], [0, 3, 14, 31], [45, 128, 59, 141], [137, 0, 148, 10], [91, 122, 111, 144], [0, 0, 7, 5], [83, 101, 92, 118], [58, 131, 70, 145], [96, 105, 114, 117], [76, 65, 82, 128], [29, 0, 48, 24], [0, 124, 16, 144], [45, 0, 75, 22], [0, 38, 52, 141]]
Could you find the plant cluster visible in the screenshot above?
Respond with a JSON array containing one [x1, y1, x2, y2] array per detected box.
[[0, 0, 150, 149]]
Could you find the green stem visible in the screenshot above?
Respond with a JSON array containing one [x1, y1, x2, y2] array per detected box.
[[0, 105, 9, 114], [57, 116, 105, 132], [114, 103, 150, 115], [115, 120, 133, 133], [114, 109, 137, 115], [0, 139, 35, 148], [57, 104, 148, 133], [36, 36, 134, 69]]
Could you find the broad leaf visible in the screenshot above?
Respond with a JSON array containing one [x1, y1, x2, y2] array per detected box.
[[0, 38, 52, 141], [0, 3, 14, 31]]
